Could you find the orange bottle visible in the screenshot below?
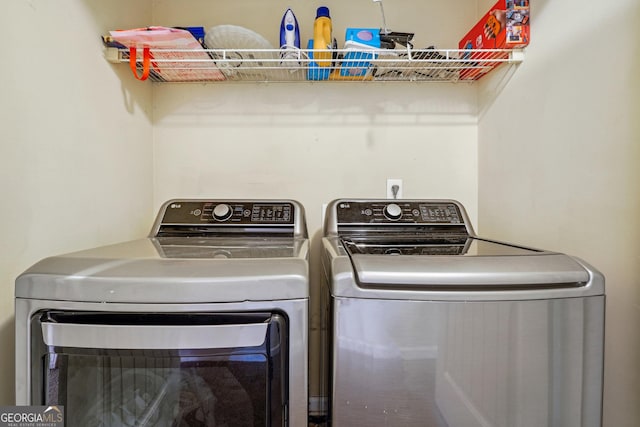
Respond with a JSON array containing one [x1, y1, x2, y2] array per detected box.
[[313, 6, 332, 67]]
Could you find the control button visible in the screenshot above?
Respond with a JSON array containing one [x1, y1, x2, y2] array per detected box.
[[212, 204, 233, 221], [383, 203, 403, 220]]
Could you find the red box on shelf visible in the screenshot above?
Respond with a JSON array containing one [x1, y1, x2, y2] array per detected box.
[[459, 0, 530, 80]]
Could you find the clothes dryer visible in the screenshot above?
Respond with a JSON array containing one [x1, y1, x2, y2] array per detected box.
[[321, 199, 604, 427], [16, 199, 309, 427]]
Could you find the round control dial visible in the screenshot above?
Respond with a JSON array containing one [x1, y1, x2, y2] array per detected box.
[[212, 204, 233, 221], [383, 203, 403, 220]]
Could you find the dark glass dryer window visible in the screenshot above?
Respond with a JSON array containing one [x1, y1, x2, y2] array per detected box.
[[32, 312, 288, 427]]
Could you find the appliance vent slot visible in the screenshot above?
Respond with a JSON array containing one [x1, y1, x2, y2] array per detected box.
[[156, 224, 294, 237]]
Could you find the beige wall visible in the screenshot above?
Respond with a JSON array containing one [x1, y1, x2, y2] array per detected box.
[[478, 1, 640, 426], [0, 0, 154, 404], [3, 0, 638, 426], [151, 83, 479, 234]]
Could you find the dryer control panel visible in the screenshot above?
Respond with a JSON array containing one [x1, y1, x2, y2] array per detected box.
[[152, 200, 306, 237], [162, 201, 294, 225], [326, 199, 475, 238], [335, 200, 464, 225]]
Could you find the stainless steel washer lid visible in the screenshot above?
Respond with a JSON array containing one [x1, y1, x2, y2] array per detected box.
[[324, 236, 604, 301], [16, 237, 309, 303], [322, 199, 604, 301], [349, 242, 589, 288]]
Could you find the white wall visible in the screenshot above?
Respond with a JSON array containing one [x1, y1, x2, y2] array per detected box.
[[478, 0, 640, 426], [0, 0, 154, 404]]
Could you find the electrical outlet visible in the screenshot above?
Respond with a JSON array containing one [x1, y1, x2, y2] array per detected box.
[[386, 178, 403, 199]]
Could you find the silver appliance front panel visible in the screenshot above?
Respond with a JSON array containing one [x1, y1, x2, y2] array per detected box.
[[320, 198, 605, 427], [16, 198, 310, 426], [16, 298, 309, 427], [330, 295, 604, 427]]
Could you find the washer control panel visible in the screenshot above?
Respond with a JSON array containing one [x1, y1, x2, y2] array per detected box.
[[161, 201, 294, 226], [336, 200, 464, 225]]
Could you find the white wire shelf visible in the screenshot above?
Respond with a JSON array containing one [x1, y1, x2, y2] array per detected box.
[[104, 47, 524, 83]]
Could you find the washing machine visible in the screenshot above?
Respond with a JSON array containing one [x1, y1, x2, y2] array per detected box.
[[320, 199, 605, 427], [16, 199, 309, 427]]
